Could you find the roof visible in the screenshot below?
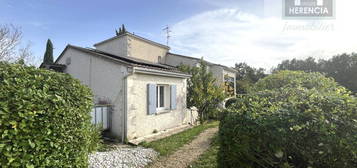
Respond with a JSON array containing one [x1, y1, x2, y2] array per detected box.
[[39, 63, 66, 72], [94, 32, 170, 50], [55, 45, 188, 75], [167, 52, 237, 73]]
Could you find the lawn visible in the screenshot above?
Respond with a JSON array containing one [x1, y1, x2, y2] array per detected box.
[[190, 134, 219, 168], [140, 121, 219, 156]]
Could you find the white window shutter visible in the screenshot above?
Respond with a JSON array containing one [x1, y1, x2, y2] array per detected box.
[[170, 85, 177, 110], [147, 84, 157, 115]]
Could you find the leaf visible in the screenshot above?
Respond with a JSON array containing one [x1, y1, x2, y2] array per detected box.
[[274, 150, 284, 158], [26, 164, 34, 168], [28, 140, 35, 148]]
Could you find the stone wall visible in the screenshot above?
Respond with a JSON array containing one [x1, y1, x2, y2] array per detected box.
[[126, 73, 189, 140]]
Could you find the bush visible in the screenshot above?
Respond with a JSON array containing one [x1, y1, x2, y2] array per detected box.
[[218, 71, 357, 168], [0, 63, 100, 167], [224, 98, 238, 108], [179, 59, 226, 122], [252, 70, 348, 94]]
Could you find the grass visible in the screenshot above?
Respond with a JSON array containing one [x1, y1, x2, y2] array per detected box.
[[190, 134, 219, 168], [140, 121, 219, 156]]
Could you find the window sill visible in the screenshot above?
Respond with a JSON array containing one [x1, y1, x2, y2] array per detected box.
[[155, 109, 171, 115]]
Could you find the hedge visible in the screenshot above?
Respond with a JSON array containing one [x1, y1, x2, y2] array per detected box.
[[224, 98, 238, 108], [218, 71, 357, 168], [0, 63, 99, 167]]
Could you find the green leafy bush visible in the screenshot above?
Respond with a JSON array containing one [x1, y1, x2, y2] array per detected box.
[[179, 59, 226, 122], [252, 70, 348, 94], [224, 98, 238, 108], [218, 71, 357, 168], [0, 63, 100, 167]]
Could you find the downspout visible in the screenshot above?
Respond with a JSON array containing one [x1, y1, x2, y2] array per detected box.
[[122, 67, 134, 143]]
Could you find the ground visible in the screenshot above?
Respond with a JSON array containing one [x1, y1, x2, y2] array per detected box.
[[141, 121, 219, 156], [89, 122, 219, 168], [189, 134, 219, 168], [148, 127, 218, 168]]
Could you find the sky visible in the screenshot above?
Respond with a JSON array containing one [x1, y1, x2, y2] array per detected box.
[[1, 0, 357, 70]]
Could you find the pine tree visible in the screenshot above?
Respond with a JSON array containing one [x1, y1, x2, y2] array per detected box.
[[121, 24, 126, 33], [116, 24, 127, 36], [116, 27, 122, 36], [43, 39, 54, 64]]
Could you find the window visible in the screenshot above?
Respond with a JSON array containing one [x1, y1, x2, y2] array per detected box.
[[156, 85, 169, 110], [147, 84, 177, 115]]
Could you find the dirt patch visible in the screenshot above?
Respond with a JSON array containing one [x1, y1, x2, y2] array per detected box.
[[148, 127, 218, 168]]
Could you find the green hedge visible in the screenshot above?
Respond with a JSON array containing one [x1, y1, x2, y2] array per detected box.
[[218, 71, 357, 168], [0, 63, 99, 167], [224, 98, 238, 108]]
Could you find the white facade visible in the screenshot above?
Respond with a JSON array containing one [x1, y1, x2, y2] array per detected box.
[[126, 73, 188, 139], [56, 46, 128, 138], [94, 33, 169, 63], [55, 32, 236, 141], [55, 44, 193, 141]]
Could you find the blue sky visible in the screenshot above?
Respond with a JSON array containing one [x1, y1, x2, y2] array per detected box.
[[1, 0, 357, 69], [0, 0, 262, 64]]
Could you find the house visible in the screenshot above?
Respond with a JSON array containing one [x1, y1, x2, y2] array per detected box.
[[93, 32, 236, 96], [165, 53, 237, 96], [53, 31, 235, 142]]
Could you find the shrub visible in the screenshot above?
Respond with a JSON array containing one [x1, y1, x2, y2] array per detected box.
[[252, 70, 349, 94], [179, 59, 226, 122], [224, 98, 238, 108], [218, 71, 357, 168], [0, 63, 100, 167]]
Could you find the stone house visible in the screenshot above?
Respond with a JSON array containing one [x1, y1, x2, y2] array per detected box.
[[52, 32, 235, 142], [165, 53, 237, 97]]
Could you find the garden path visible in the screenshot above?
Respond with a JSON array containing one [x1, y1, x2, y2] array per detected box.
[[148, 127, 218, 168]]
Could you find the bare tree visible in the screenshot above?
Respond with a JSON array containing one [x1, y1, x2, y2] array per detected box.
[[0, 24, 35, 65], [17, 42, 35, 64]]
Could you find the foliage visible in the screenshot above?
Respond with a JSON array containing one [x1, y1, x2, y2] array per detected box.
[[218, 71, 357, 168], [224, 98, 238, 108], [115, 24, 127, 36], [0, 63, 101, 167], [88, 125, 104, 153], [190, 134, 219, 168], [224, 74, 235, 97], [141, 121, 219, 157], [42, 39, 54, 64], [274, 54, 357, 93], [234, 62, 266, 94], [179, 59, 226, 122], [252, 70, 348, 94]]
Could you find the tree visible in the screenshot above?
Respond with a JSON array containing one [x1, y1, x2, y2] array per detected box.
[[43, 39, 54, 64], [274, 54, 357, 93], [121, 24, 126, 33], [0, 24, 33, 64], [274, 57, 320, 73], [179, 59, 226, 122], [115, 24, 127, 36], [234, 62, 266, 94], [115, 28, 122, 36]]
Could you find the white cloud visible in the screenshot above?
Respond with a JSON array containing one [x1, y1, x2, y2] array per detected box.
[[170, 0, 357, 70]]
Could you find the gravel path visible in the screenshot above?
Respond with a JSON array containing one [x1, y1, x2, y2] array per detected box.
[[148, 127, 218, 168], [89, 146, 158, 168]]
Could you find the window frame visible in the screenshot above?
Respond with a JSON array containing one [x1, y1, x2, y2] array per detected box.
[[156, 84, 169, 111]]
